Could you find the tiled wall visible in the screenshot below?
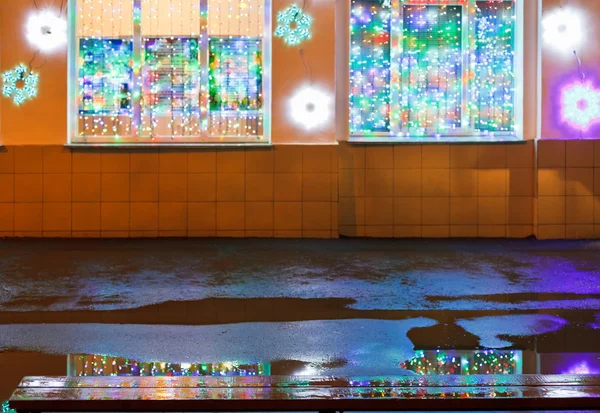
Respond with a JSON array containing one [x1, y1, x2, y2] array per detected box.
[[338, 142, 536, 238], [0, 146, 339, 238], [537, 140, 600, 239], [2, 140, 600, 239]]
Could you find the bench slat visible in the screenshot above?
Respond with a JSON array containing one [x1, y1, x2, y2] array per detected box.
[[9, 385, 600, 412], [16, 374, 600, 389]]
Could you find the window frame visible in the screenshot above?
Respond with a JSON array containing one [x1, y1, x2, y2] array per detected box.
[[67, 0, 272, 146], [346, 0, 524, 143]]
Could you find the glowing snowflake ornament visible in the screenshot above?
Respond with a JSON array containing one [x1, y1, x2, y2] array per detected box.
[[26, 10, 67, 52], [288, 86, 331, 131], [561, 82, 600, 130], [275, 4, 312, 46], [542, 8, 583, 53], [2, 64, 39, 106]]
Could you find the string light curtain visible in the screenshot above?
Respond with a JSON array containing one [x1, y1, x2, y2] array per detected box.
[[349, 0, 519, 140], [70, 0, 270, 144]]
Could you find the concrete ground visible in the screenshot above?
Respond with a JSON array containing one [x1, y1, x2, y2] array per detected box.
[[0, 239, 599, 400]]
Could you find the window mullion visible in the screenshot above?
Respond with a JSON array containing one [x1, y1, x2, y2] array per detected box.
[[390, 0, 402, 136], [199, 0, 209, 138], [461, 3, 472, 133], [132, 0, 142, 138]]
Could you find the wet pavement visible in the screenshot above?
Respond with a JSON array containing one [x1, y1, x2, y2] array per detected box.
[[0, 239, 599, 404]]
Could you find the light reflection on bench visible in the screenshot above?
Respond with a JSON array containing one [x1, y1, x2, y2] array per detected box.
[[9, 375, 600, 412]]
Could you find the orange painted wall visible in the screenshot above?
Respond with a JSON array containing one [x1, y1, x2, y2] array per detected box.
[[541, 0, 600, 139], [5, 0, 600, 143], [0, 0, 68, 145], [0, 0, 336, 145]]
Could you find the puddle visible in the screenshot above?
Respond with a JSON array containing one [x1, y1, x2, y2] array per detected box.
[[2, 239, 600, 410]]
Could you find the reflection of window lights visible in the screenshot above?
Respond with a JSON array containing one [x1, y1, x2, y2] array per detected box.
[[349, 0, 522, 142], [2, 401, 15, 413], [565, 362, 594, 375], [72, 354, 271, 377], [68, 0, 271, 145], [401, 350, 522, 375]]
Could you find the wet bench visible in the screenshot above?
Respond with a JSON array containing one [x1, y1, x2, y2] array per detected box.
[[9, 374, 600, 413]]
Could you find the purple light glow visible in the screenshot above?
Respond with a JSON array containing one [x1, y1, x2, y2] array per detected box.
[[540, 353, 600, 375], [564, 362, 597, 375], [549, 69, 600, 137], [561, 81, 600, 131]]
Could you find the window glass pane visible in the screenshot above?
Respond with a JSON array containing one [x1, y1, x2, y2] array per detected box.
[[208, 0, 264, 37], [72, 0, 269, 143], [402, 5, 463, 136], [140, 0, 202, 138], [77, 0, 134, 138], [472, 0, 515, 132], [349, 0, 391, 135], [208, 0, 264, 138], [209, 38, 263, 112], [348, 0, 519, 140]]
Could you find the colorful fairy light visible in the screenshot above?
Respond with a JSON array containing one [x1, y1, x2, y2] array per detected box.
[[208, 37, 264, 137], [349, 0, 517, 139], [2, 64, 39, 105], [73, 0, 268, 142], [274, 4, 312, 46], [207, 0, 266, 139], [142, 37, 201, 137], [542, 7, 583, 54], [79, 38, 133, 136], [349, 0, 391, 133], [26, 9, 68, 52], [288, 85, 331, 130], [561, 82, 600, 131]]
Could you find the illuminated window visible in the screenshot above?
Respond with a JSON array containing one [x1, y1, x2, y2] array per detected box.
[[349, 0, 522, 141], [69, 0, 271, 145]]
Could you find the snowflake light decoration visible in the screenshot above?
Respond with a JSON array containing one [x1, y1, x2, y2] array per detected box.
[[274, 4, 312, 46], [2, 64, 39, 105], [561, 82, 600, 130], [542, 8, 583, 53], [288, 85, 331, 130], [26, 10, 67, 53]]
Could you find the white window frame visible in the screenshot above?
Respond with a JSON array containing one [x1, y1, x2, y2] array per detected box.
[[345, 0, 524, 143], [67, 0, 272, 146]]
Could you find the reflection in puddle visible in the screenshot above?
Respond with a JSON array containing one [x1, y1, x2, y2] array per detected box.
[[73, 355, 270, 377], [72, 350, 523, 378], [541, 353, 600, 375], [2, 401, 13, 413], [401, 350, 521, 375]]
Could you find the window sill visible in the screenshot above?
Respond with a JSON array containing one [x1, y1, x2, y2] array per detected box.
[[66, 142, 273, 149], [348, 136, 524, 144]]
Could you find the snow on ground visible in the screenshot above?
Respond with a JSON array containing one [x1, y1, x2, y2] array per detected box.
[[0, 319, 437, 375], [456, 315, 569, 348]]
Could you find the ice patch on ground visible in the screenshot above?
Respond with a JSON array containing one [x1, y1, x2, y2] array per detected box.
[[456, 314, 568, 348], [0, 318, 437, 375]]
